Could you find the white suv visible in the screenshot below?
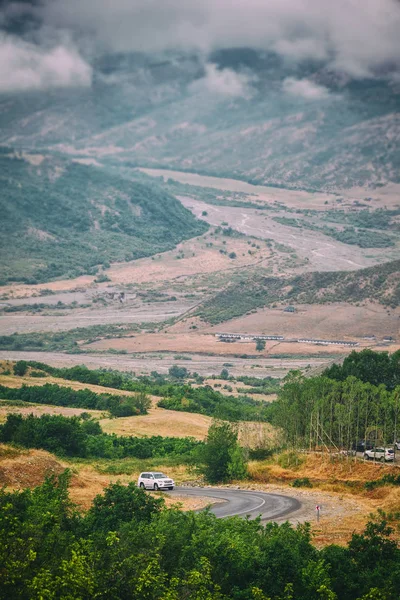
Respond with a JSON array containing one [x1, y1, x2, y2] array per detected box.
[[364, 447, 394, 462], [137, 472, 174, 491]]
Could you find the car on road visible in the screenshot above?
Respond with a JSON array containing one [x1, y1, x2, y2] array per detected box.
[[352, 440, 373, 452], [364, 447, 394, 462], [138, 472, 175, 491]]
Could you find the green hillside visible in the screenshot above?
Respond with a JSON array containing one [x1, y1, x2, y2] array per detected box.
[[197, 260, 400, 324], [0, 151, 207, 283]]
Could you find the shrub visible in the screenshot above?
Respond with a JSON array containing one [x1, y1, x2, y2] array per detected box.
[[292, 477, 313, 488], [277, 452, 304, 469]]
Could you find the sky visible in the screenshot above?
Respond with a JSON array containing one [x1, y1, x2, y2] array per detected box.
[[1, 0, 400, 93]]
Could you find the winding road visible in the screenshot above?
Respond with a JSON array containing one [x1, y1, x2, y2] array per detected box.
[[170, 487, 301, 521]]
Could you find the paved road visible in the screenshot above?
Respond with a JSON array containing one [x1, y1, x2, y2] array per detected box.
[[170, 487, 301, 521]]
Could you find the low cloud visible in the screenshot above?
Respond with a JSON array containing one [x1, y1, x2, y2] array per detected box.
[[283, 77, 331, 100], [0, 34, 92, 93], [38, 0, 400, 80], [189, 64, 255, 98]]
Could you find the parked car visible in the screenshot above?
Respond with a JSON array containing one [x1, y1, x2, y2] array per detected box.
[[395, 441, 400, 451], [137, 472, 175, 491], [352, 440, 374, 452], [364, 447, 394, 462]]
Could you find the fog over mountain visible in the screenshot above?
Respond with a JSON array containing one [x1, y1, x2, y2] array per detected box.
[[1, 0, 400, 190]]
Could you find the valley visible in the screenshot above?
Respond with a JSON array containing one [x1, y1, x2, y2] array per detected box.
[[1, 6, 400, 597]]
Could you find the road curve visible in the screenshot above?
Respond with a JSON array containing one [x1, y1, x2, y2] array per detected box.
[[170, 487, 301, 521]]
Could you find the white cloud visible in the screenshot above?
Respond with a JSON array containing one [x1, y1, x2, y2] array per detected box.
[[189, 64, 255, 98], [282, 77, 331, 100], [39, 0, 400, 79], [0, 34, 92, 93]]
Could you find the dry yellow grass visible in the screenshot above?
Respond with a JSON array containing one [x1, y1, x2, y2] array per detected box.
[[100, 405, 212, 440], [101, 407, 278, 446], [249, 452, 400, 485]]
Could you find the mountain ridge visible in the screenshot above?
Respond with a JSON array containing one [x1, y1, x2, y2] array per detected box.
[[1, 50, 399, 192]]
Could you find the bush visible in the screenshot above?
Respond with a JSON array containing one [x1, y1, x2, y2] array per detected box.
[[256, 339, 266, 352], [292, 477, 313, 488], [277, 452, 304, 469]]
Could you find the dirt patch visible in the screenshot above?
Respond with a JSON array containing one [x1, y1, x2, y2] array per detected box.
[[0, 445, 68, 488]]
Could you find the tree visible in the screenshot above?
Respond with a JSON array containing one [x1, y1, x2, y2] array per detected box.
[[256, 340, 266, 352], [14, 360, 28, 376], [169, 366, 188, 380], [194, 421, 248, 483], [84, 482, 164, 533], [220, 368, 229, 380]]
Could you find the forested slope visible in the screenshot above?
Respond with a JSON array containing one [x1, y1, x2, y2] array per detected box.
[[0, 151, 207, 283]]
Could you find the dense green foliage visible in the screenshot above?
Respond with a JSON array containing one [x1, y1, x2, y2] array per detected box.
[[194, 422, 248, 483], [273, 369, 400, 450], [0, 154, 207, 283], [0, 383, 150, 417], [157, 388, 273, 422], [198, 259, 400, 323], [0, 413, 200, 459], [1, 473, 399, 599], [324, 349, 400, 390], [12, 361, 274, 422]]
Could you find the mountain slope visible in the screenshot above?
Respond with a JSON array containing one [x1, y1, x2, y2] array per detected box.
[[0, 50, 399, 191], [197, 259, 400, 324], [0, 151, 207, 283]]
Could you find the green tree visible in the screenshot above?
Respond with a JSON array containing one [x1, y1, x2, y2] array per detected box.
[[13, 360, 28, 376], [84, 482, 164, 534], [220, 368, 229, 380], [169, 366, 188, 380], [194, 422, 248, 483], [256, 340, 266, 352]]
